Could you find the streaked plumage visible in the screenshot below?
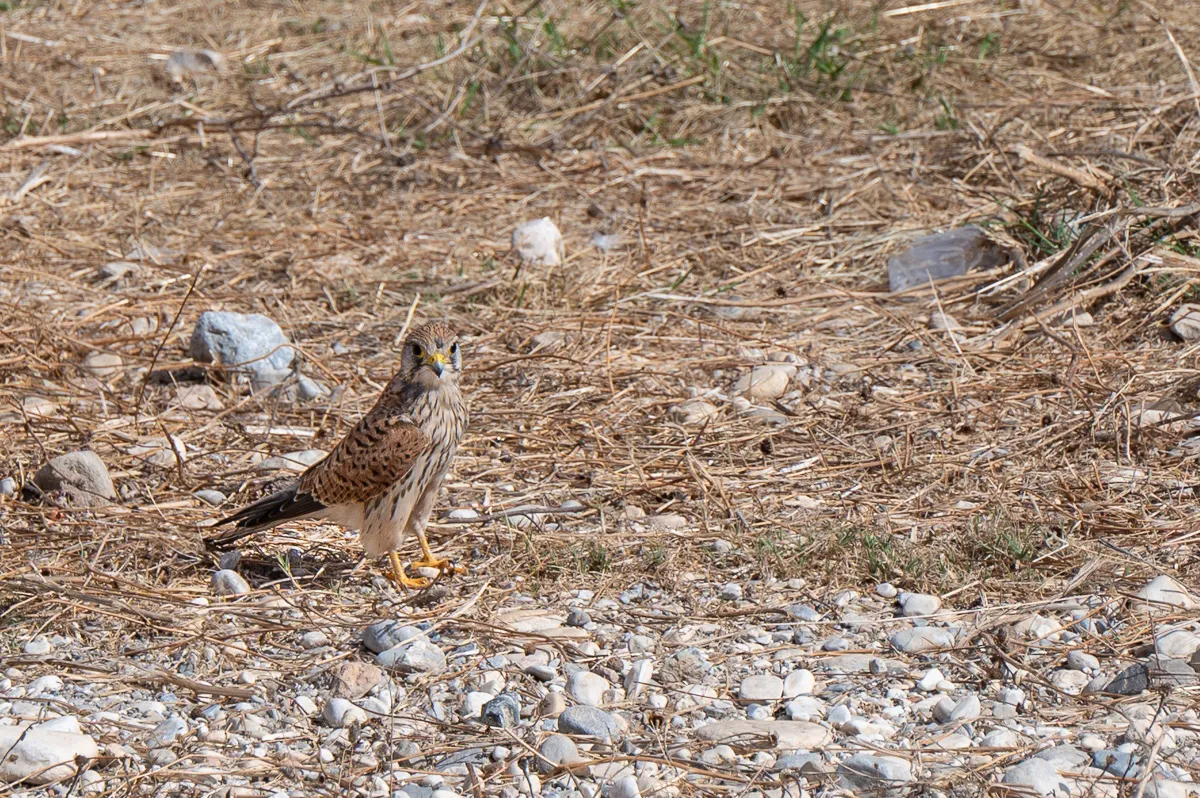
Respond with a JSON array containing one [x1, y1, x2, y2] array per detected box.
[[206, 321, 469, 588]]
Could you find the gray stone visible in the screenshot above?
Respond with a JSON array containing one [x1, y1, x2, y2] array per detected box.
[[481, 693, 520, 728], [363, 620, 423, 654], [1105, 663, 1150, 695], [718, 583, 743, 601], [1002, 758, 1071, 796], [23, 636, 53, 655], [558, 706, 622, 742], [898, 592, 941, 617], [1170, 305, 1200, 341], [194, 489, 226, 506], [81, 351, 123, 377], [889, 626, 956, 653], [566, 608, 591, 627], [148, 715, 188, 747], [535, 734, 584, 774], [887, 226, 1007, 292], [1033, 745, 1088, 768], [1092, 749, 1140, 777], [189, 311, 295, 385], [949, 693, 981, 721], [694, 719, 830, 751], [837, 754, 913, 796], [1148, 657, 1199, 688], [299, 631, 328, 649], [0, 476, 15, 497], [875, 582, 898, 598], [377, 639, 446, 674], [1066, 650, 1100, 671], [34, 451, 116, 506], [774, 752, 823, 775], [210, 569, 250, 596]]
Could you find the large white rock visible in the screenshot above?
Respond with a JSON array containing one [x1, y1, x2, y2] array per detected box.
[[0, 723, 99, 785], [734, 364, 796, 401], [512, 218, 564, 266], [1134, 576, 1196, 613]]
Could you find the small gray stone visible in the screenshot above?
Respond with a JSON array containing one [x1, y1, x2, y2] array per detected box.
[[535, 734, 583, 774], [1092, 749, 1140, 777], [898, 592, 941, 617], [718, 583, 743, 601], [23, 636, 53, 655], [148, 715, 188, 747], [1002, 758, 1071, 796], [822, 637, 850, 651], [889, 626, 956, 653], [217, 550, 242, 571], [1170, 305, 1200, 341], [34, 451, 117, 507], [566, 608, 591, 627], [210, 569, 250, 596], [837, 754, 913, 796], [377, 639, 446, 675], [1066, 650, 1100, 672], [1105, 663, 1150, 695], [887, 226, 1007, 292], [300, 631, 329, 649], [558, 706, 622, 741], [296, 374, 329, 401], [481, 693, 520, 728], [949, 694, 981, 721], [194, 489, 226, 506], [363, 620, 422, 654], [0, 477, 16, 497], [189, 311, 295, 385], [775, 752, 823, 775], [1148, 657, 1199, 688], [875, 582, 898, 599]]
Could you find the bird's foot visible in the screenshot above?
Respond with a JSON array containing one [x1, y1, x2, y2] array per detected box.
[[410, 554, 468, 576], [386, 551, 431, 590]]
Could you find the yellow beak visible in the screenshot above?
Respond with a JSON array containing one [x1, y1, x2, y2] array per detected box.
[[425, 351, 448, 375]]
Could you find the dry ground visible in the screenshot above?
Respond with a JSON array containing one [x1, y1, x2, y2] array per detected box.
[[3, 0, 1200, 795]]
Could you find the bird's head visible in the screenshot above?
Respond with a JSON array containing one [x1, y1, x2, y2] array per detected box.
[[401, 321, 462, 386]]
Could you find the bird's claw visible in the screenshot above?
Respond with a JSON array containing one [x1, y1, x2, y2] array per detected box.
[[411, 555, 467, 576]]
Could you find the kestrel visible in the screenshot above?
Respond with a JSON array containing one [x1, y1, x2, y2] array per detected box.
[[206, 321, 469, 589]]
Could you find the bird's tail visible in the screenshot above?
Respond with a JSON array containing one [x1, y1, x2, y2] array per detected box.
[[204, 483, 326, 550]]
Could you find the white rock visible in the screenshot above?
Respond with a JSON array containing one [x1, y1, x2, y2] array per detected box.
[[738, 674, 784, 704], [1170, 305, 1200, 341], [917, 669, 944, 692], [891, 627, 956, 653], [27, 675, 63, 694], [567, 671, 608, 707], [670, 398, 719, 426], [837, 754, 913, 796], [462, 691, 494, 719], [1156, 628, 1200, 659], [783, 669, 815, 698], [0, 724, 99, 785], [322, 698, 367, 727], [81, 351, 123, 377], [1048, 669, 1090, 694], [734, 364, 797, 401], [1134, 575, 1196, 612], [24, 636, 54, 655], [1002, 758, 1070, 796], [512, 217, 564, 266], [624, 659, 653, 698], [211, 569, 251, 596], [255, 449, 327, 473]]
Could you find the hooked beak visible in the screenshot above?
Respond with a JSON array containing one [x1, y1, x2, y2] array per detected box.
[[426, 351, 448, 377]]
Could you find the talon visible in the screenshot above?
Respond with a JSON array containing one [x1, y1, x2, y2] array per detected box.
[[387, 551, 430, 590], [410, 555, 465, 576]]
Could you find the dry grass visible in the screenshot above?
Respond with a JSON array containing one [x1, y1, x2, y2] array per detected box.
[[3, 0, 1200, 792]]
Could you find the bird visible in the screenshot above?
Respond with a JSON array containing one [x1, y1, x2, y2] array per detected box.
[[205, 321, 469, 589]]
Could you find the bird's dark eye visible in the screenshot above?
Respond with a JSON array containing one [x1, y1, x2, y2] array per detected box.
[[450, 342, 459, 355], [412, 344, 424, 359]]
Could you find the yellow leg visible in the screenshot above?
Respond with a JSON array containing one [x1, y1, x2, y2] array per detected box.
[[387, 550, 430, 590], [410, 528, 467, 575]]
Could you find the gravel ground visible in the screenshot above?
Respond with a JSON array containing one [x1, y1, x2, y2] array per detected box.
[[4, 560, 1199, 797]]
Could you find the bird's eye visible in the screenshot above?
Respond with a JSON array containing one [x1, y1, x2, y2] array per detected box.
[[412, 344, 424, 359], [450, 342, 459, 355]]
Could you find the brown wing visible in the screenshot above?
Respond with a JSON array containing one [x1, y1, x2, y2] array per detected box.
[[299, 411, 429, 506]]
